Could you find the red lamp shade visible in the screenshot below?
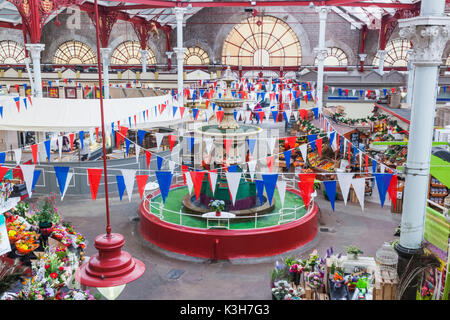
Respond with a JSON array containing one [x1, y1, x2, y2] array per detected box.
[[75, 233, 145, 288]]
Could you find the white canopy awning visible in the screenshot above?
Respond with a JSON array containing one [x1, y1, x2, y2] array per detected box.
[[0, 95, 180, 131]]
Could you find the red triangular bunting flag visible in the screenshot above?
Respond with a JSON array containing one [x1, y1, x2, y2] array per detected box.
[[181, 165, 188, 184], [316, 138, 323, 157], [224, 139, 232, 154], [266, 155, 274, 172], [95, 127, 99, 142], [179, 107, 185, 118], [190, 171, 205, 202], [145, 150, 152, 168], [30, 144, 38, 164], [0, 166, 9, 181], [69, 133, 74, 151], [168, 135, 176, 151], [216, 110, 224, 123], [298, 173, 316, 208], [387, 174, 398, 209], [136, 175, 149, 199], [87, 168, 103, 200]]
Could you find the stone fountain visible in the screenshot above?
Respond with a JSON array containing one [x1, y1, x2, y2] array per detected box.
[[182, 68, 275, 216]]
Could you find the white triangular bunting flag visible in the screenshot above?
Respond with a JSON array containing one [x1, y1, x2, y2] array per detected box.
[[204, 138, 213, 154], [155, 132, 164, 150], [337, 173, 354, 206], [208, 171, 218, 194], [351, 178, 366, 211], [185, 171, 194, 194], [267, 137, 276, 155], [380, 165, 386, 173], [299, 144, 307, 163], [61, 172, 73, 201], [284, 110, 292, 122], [225, 172, 242, 205], [293, 110, 299, 121], [169, 160, 176, 173], [264, 108, 271, 120], [277, 180, 287, 208], [121, 169, 136, 202], [14, 148, 22, 165], [20, 164, 35, 197], [359, 151, 363, 171], [248, 160, 257, 181], [58, 136, 63, 159], [135, 145, 141, 163]]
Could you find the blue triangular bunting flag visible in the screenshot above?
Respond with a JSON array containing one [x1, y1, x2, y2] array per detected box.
[[157, 155, 163, 170], [125, 138, 131, 156], [0, 152, 5, 164], [312, 107, 319, 119], [116, 175, 126, 201], [374, 173, 393, 208], [79, 131, 84, 150], [138, 130, 146, 145], [255, 179, 265, 206], [262, 173, 278, 206], [247, 139, 256, 155], [44, 140, 51, 161], [31, 170, 41, 192], [283, 150, 292, 170], [323, 180, 337, 212], [54, 166, 70, 196], [307, 134, 317, 152], [156, 171, 173, 203]]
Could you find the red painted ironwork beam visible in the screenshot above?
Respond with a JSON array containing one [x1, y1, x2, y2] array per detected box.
[[100, 0, 417, 10], [0, 21, 23, 30]]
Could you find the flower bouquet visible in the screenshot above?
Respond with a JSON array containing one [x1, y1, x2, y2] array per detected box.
[[51, 225, 66, 241], [7, 229, 22, 243], [15, 240, 39, 255], [289, 263, 304, 285], [209, 200, 225, 216], [306, 271, 323, 290]]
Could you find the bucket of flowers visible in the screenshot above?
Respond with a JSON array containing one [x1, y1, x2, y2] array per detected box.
[[209, 200, 225, 216], [289, 263, 304, 285]]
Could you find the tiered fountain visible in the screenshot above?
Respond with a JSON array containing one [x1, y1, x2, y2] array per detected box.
[[182, 68, 274, 216]]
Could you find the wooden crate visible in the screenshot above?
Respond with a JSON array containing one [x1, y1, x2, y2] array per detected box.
[[373, 267, 399, 300]]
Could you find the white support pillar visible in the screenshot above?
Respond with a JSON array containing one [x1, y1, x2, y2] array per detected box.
[[377, 50, 387, 75], [406, 49, 415, 108], [359, 53, 367, 71], [166, 51, 173, 71], [25, 43, 45, 98], [141, 49, 148, 73], [173, 7, 187, 107], [100, 48, 111, 99], [397, 0, 450, 253], [315, 6, 330, 112]]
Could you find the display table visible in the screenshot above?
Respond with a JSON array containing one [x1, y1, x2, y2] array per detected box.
[[201, 211, 236, 229]]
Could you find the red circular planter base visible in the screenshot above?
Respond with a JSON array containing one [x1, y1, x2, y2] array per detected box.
[[139, 186, 318, 260]]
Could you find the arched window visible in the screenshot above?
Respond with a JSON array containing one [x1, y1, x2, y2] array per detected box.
[[0, 40, 26, 64], [53, 41, 97, 64], [110, 41, 156, 65], [372, 39, 412, 67], [184, 47, 210, 65], [222, 15, 302, 67], [314, 47, 348, 66]]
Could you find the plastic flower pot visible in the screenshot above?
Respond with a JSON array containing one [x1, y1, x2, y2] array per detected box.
[[39, 222, 53, 236], [215, 210, 221, 217]]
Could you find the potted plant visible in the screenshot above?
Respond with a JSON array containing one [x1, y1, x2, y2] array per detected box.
[[209, 200, 225, 216], [345, 245, 364, 260], [33, 195, 60, 236]]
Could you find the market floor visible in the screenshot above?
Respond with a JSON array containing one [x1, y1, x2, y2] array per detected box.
[[53, 192, 402, 300]]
